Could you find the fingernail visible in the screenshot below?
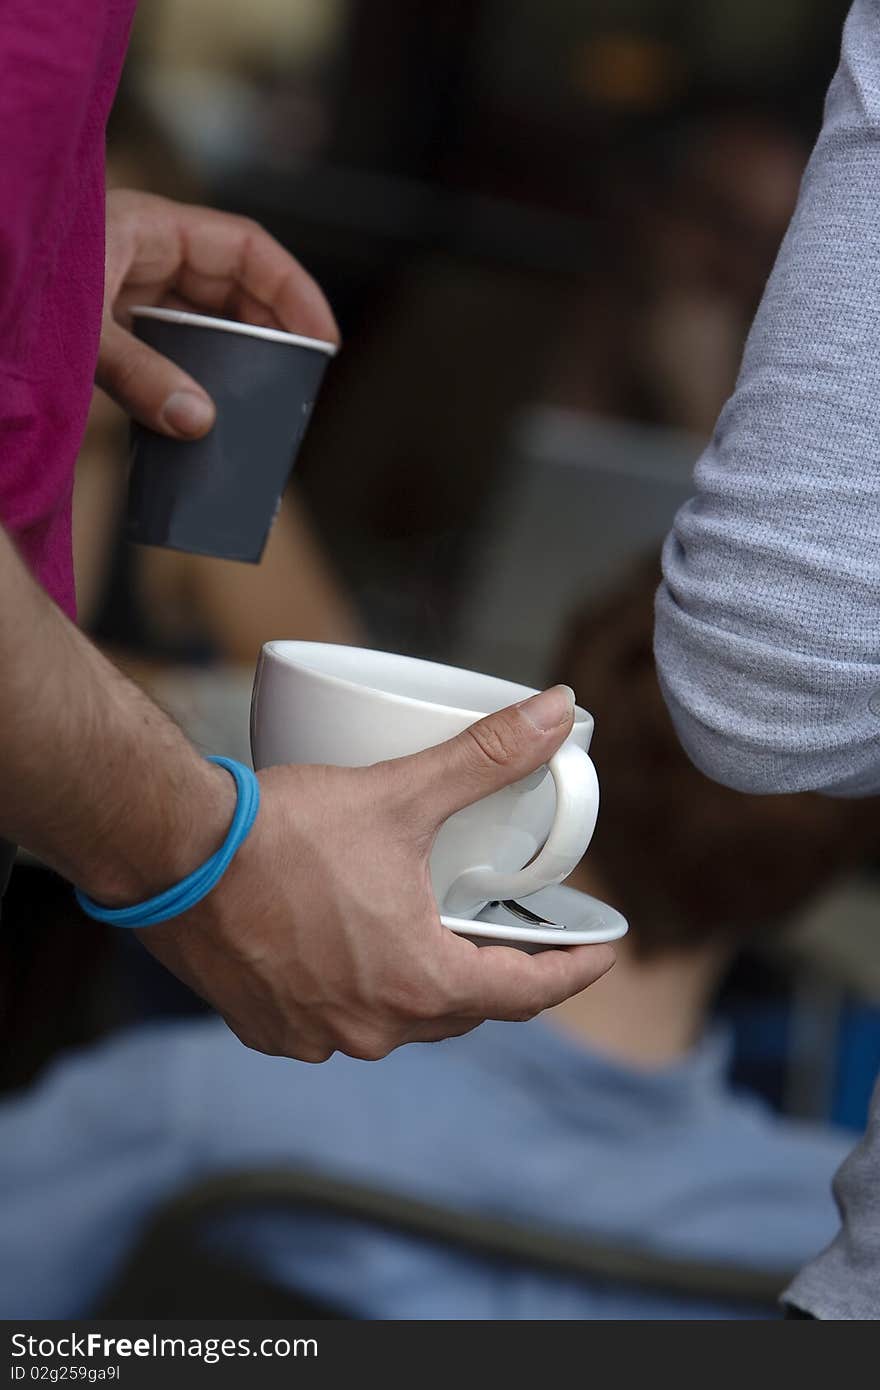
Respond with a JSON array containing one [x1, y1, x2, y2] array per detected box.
[[518, 685, 576, 733], [161, 391, 215, 437]]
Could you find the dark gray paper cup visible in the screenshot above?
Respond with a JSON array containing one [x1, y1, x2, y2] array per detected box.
[[126, 307, 336, 562]]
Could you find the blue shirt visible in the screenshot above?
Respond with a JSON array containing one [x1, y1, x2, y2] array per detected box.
[[0, 1016, 850, 1320]]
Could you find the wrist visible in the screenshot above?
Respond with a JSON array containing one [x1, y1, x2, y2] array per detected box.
[[191, 766, 273, 933], [78, 757, 237, 908]]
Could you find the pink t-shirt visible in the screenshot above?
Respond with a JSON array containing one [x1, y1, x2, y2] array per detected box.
[[0, 2, 136, 619]]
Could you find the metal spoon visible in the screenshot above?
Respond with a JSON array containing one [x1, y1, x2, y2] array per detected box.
[[493, 899, 565, 929]]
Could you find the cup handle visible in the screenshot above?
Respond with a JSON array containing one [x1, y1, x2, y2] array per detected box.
[[444, 742, 600, 913]]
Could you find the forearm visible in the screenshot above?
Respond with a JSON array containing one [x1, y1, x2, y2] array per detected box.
[[0, 526, 233, 903], [656, 0, 880, 796]]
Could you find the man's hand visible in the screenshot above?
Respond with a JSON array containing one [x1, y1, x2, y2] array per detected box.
[[1, 191, 611, 1068], [138, 687, 615, 1062], [1, 522, 613, 1067], [97, 189, 339, 439]]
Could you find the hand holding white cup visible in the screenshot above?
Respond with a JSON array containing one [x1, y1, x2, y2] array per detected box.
[[141, 649, 616, 1066], [251, 644, 600, 921]]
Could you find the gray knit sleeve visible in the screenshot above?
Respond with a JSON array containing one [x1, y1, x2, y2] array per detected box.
[[655, 0, 880, 797]]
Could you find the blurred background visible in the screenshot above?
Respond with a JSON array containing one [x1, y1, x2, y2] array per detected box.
[[5, 0, 880, 1319]]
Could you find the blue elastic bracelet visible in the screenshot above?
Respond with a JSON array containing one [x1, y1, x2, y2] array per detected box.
[[74, 756, 260, 928]]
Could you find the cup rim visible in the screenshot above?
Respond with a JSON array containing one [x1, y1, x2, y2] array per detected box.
[[262, 640, 593, 728], [130, 305, 339, 356]]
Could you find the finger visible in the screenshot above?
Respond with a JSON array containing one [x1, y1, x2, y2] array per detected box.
[[171, 203, 339, 344], [96, 319, 216, 438], [389, 685, 577, 830], [222, 1010, 336, 1064], [398, 1015, 483, 1045], [462, 941, 616, 1022]]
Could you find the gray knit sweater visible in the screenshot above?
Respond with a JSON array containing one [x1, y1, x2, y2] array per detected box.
[[655, 0, 880, 1320]]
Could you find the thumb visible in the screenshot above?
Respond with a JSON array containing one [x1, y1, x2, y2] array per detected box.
[[97, 319, 216, 439], [399, 685, 576, 830]]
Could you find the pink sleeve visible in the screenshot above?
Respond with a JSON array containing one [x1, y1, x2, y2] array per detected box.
[[0, 2, 107, 337]]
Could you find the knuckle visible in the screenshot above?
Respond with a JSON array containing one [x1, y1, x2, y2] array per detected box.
[[230, 1024, 277, 1057], [517, 991, 545, 1023], [463, 715, 523, 769], [229, 1020, 333, 1065], [340, 1028, 394, 1062], [495, 989, 544, 1025], [509, 1003, 540, 1024], [235, 213, 265, 242], [295, 1043, 335, 1065]]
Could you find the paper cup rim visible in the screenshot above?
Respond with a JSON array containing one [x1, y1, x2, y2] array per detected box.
[[130, 305, 338, 356]]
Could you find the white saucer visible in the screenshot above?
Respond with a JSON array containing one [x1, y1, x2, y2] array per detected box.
[[442, 882, 628, 953]]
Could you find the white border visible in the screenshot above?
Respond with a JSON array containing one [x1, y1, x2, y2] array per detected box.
[[130, 305, 338, 356], [441, 906, 628, 947]]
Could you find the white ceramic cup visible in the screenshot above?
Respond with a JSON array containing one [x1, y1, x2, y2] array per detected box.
[[251, 642, 599, 920]]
